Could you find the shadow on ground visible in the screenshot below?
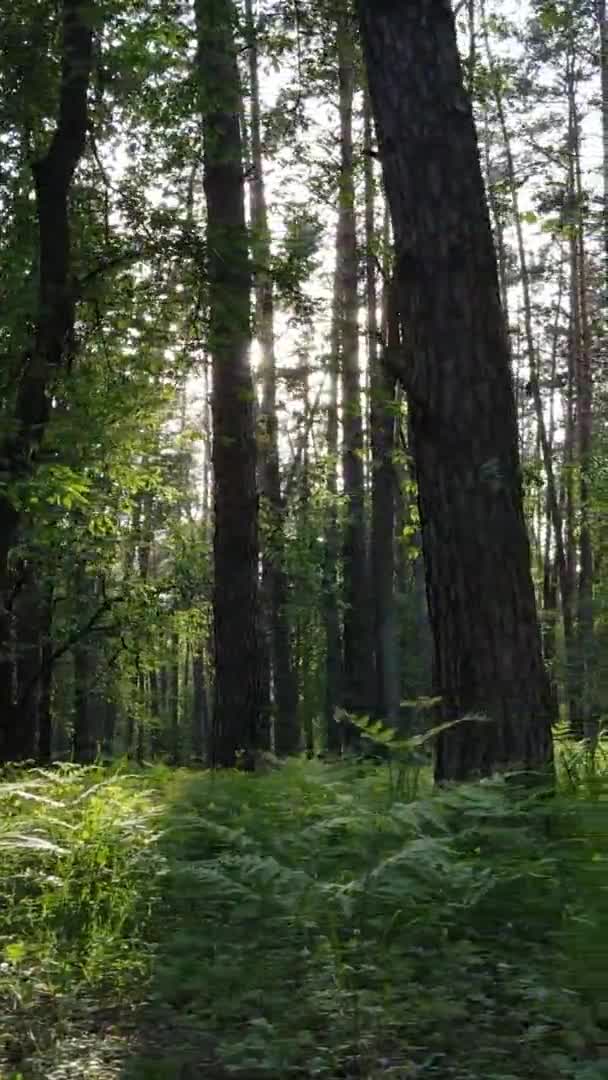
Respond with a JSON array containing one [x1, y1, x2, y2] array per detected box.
[[118, 770, 236, 1080]]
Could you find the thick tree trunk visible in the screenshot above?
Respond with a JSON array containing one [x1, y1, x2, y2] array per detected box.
[[196, 0, 263, 768], [0, 0, 93, 762], [246, 0, 299, 756], [338, 14, 372, 732], [359, 0, 554, 781]]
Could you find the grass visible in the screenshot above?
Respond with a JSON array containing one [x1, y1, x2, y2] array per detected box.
[[0, 748, 607, 1079]]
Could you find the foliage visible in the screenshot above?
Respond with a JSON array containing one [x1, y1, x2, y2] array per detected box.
[[0, 763, 167, 1075], [2, 759, 608, 1078]]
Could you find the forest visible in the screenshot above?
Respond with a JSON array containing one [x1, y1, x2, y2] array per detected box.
[[0, 0, 607, 1076]]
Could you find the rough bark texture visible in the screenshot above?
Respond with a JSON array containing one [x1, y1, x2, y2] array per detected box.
[[196, 0, 262, 768], [359, 0, 554, 781], [246, 0, 299, 755], [338, 14, 372, 729], [0, 0, 93, 762]]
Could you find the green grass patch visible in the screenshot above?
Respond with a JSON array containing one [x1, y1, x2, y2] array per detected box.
[[1, 752, 608, 1078]]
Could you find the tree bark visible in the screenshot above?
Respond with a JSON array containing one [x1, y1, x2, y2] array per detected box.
[[0, 0, 93, 762], [359, 0, 555, 781], [196, 0, 263, 768]]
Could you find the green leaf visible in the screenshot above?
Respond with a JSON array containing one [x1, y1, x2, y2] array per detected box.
[[4, 941, 26, 965]]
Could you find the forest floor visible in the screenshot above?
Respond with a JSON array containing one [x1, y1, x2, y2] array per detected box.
[[1, 752, 608, 1080]]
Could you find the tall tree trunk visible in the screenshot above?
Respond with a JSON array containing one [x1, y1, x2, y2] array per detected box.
[[296, 385, 316, 757], [369, 181, 399, 724], [565, 54, 596, 738], [563, 284, 577, 713], [338, 11, 372, 733], [0, 0, 93, 762], [367, 101, 399, 723], [196, 0, 262, 768], [599, 0, 608, 291], [323, 227, 343, 753], [570, 65, 596, 740], [542, 263, 564, 714], [359, 0, 554, 782], [246, 0, 299, 755]]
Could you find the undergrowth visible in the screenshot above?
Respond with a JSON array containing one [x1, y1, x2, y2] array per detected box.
[[1, 748, 608, 1079]]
